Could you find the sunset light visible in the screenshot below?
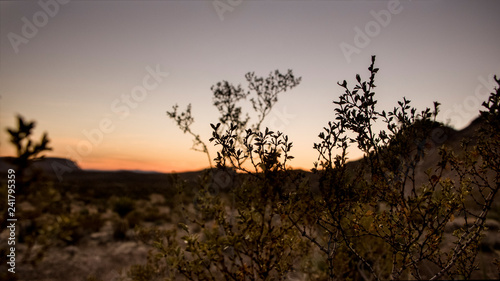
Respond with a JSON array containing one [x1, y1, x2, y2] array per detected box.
[[1, 0, 499, 173]]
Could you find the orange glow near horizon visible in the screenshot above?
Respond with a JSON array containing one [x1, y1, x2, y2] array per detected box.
[[77, 157, 181, 173], [1, 145, 316, 174], [0, 125, 379, 174], [65, 150, 315, 173]]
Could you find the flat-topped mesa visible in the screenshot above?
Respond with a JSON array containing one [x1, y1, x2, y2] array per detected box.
[[0, 156, 80, 175]]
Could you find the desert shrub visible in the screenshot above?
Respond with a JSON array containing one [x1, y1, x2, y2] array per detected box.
[[5, 115, 52, 195], [125, 205, 165, 228], [77, 210, 104, 234], [128, 69, 308, 280], [167, 69, 301, 168], [132, 58, 500, 280], [126, 210, 145, 228], [142, 206, 164, 223], [289, 56, 500, 280], [130, 227, 179, 280], [113, 217, 130, 240], [113, 196, 136, 218], [1, 117, 81, 264], [54, 214, 85, 244], [30, 210, 103, 246], [128, 263, 156, 281]]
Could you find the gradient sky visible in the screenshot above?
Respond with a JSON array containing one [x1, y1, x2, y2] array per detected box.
[[1, 0, 499, 173]]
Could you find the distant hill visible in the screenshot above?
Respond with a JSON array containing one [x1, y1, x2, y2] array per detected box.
[[0, 157, 80, 174], [337, 116, 487, 195]]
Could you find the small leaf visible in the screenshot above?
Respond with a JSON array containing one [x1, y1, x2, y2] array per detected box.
[[178, 223, 189, 233]]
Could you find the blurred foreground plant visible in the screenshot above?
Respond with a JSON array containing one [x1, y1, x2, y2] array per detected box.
[[1, 115, 97, 268], [6, 115, 52, 194]]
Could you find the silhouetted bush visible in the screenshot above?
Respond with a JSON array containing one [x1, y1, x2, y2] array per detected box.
[[3, 116, 52, 204], [142, 57, 500, 281], [113, 197, 135, 218], [113, 217, 130, 240]]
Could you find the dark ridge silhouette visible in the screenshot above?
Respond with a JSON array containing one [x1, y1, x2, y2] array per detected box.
[[0, 156, 80, 173]]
